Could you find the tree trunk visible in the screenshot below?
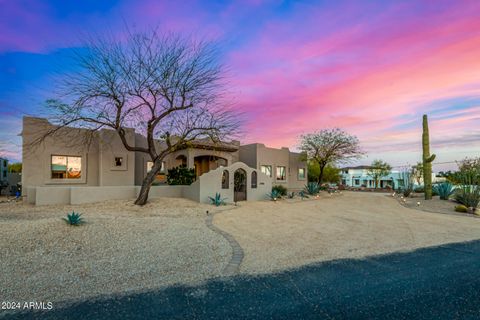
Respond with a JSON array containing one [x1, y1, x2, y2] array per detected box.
[[135, 159, 163, 206], [318, 164, 325, 185]]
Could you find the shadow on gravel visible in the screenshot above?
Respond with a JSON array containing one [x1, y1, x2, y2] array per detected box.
[[4, 240, 480, 320]]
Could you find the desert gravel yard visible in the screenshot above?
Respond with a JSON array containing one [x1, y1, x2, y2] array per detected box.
[[1, 192, 480, 310], [0, 199, 231, 305], [214, 192, 480, 274]]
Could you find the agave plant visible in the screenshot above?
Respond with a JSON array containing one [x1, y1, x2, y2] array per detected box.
[[267, 190, 281, 201], [208, 193, 227, 206], [63, 211, 84, 226], [299, 190, 309, 199], [433, 182, 455, 200], [304, 182, 320, 195]]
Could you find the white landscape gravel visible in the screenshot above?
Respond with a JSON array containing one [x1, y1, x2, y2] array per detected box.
[[0, 198, 232, 305]]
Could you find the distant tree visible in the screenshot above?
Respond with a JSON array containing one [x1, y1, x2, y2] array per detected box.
[[308, 162, 340, 184], [367, 159, 392, 189], [299, 129, 363, 184], [38, 28, 239, 205], [7, 162, 22, 173], [411, 162, 423, 185]]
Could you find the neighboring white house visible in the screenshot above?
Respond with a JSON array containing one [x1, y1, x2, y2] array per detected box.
[[340, 166, 408, 189]]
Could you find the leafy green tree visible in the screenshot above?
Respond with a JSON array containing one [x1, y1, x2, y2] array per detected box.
[[367, 160, 392, 189], [308, 162, 340, 183], [299, 129, 363, 184], [7, 162, 22, 173]]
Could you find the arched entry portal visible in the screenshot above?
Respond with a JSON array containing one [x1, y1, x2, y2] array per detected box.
[[234, 168, 247, 202]]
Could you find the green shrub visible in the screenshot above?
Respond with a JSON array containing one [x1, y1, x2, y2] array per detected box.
[[167, 165, 196, 185], [304, 182, 320, 195], [454, 205, 468, 213], [414, 186, 424, 193], [433, 182, 455, 200], [209, 193, 227, 206], [272, 185, 287, 196], [414, 185, 438, 196], [299, 190, 309, 199], [402, 188, 412, 198], [63, 211, 84, 226], [267, 190, 281, 200], [454, 169, 480, 210], [455, 186, 480, 209]]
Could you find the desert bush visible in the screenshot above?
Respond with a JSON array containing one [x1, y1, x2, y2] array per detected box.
[[299, 190, 309, 199], [455, 186, 480, 210], [167, 165, 196, 185], [272, 185, 287, 196], [209, 193, 227, 206], [304, 182, 320, 195], [267, 190, 281, 200], [403, 188, 412, 197], [454, 205, 468, 213], [414, 185, 438, 196], [63, 211, 84, 226], [414, 186, 424, 193], [454, 170, 480, 211], [433, 182, 455, 200]]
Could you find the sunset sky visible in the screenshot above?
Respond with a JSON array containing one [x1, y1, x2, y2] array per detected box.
[[1, 0, 480, 170]]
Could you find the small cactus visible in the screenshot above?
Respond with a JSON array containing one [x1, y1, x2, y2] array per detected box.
[[422, 115, 436, 200]]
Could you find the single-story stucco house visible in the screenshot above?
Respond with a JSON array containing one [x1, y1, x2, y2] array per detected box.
[[22, 117, 307, 205]]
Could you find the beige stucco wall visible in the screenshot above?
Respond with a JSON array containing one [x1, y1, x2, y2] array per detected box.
[[28, 185, 186, 205], [288, 152, 308, 190], [239, 144, 307, 191], [97, 129, 136, 186], [188, 162, 271, 204], [22, 117, 100, 190]]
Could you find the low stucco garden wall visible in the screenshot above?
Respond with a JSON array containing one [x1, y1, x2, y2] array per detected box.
[[23, 163, 271, 205], [26, 185, 186, 205]]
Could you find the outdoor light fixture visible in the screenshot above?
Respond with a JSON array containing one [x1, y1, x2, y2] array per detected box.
[[417, 202, 420, 206]]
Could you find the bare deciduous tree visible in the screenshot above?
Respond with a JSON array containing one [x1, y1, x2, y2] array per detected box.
[[41, 29, 239, 205], [299, 129, 364, 184]]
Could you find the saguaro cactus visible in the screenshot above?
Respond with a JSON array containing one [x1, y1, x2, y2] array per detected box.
[[422, 115, 436, 200]]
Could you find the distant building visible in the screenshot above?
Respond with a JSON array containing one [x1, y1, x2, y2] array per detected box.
[[0, 157, 8, 183], [340, 166, 407, 189]]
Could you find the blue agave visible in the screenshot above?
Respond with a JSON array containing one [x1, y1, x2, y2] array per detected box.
[[433, 182, 455, 200], [304, 182, 320, 195], [63, 211, 84, 226], [209, 193, 227, 206], [267, 190, 281, 200]]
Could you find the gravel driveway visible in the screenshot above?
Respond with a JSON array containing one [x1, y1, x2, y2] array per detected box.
[[214, 191, 480, 274]]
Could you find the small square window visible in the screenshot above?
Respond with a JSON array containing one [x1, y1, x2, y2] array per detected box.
[[114, 157, 123, 167], [276, 166, 286, 181], [261, 165, 272, 177], [298, 168, 305, 179]]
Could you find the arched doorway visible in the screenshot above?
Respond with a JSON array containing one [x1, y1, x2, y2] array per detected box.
[[234, 168, 247, 202]]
